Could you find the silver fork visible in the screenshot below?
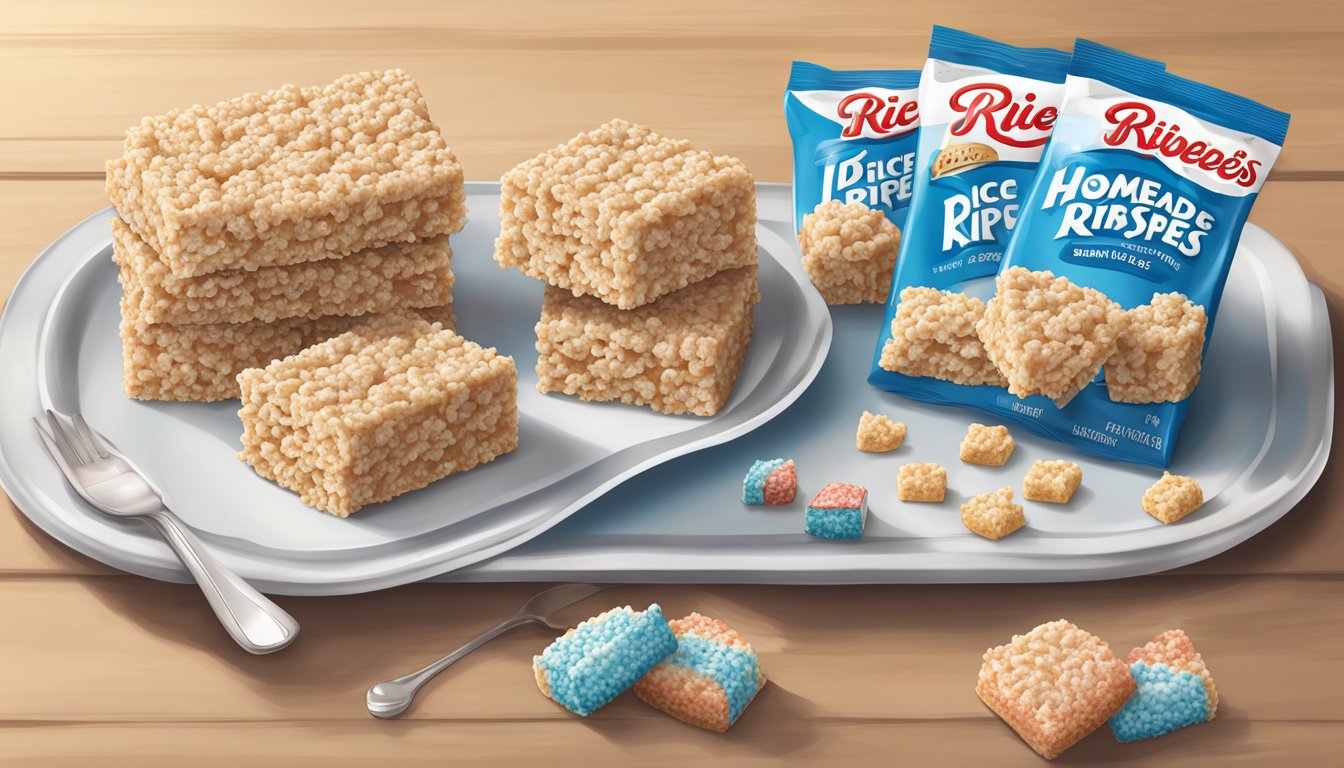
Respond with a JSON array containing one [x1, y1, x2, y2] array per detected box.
[[34, 408, 299, 655], [366, 583, 605, 718]]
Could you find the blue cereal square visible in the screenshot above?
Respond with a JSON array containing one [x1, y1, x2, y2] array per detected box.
[[533, 604, 678, 716], [805, 482, 867, 540], [743, 458, 797, 505], [1109, 629, 1218, 742]]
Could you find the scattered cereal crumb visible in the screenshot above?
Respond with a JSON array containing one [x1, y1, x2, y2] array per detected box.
[[856, 410, 906, 452], [743, 458, 797, 506], [959, 423, 1015, 466], [534, 604, 678, 717], [799, 199, 900, 305], [1105, 293, 1208, 404], [1022, 460, 1082, 504], [880, 286, 1007, 387], [633, 613, 765, 732], [1109, 629, 1218, 743], [898, 463, 946, 503], [805, 482, 868, 540], [960, 486, 1025, 540], [1142, 472, 1203, 524]]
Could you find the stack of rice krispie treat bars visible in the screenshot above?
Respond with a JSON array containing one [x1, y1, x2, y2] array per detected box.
[[495, 119, 761, 417], [108, 69, 467, 402]]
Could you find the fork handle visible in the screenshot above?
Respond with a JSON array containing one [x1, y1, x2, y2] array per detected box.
[[143, 507, 300, 654]]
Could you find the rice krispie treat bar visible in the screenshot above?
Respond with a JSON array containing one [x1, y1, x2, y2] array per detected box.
[[1105, 293, 1208, 404], [1142, 472, 1204, 524], [855, 410, 905, 452], [1110, 629, 1218, 743], [495, 118, 757, 309], [978, 267, 1127, 406], [633, 613, 766, 732], [237, 312, 516, 517], [977, 619, 1136, 759], [121, 298, 455, 402], [959, 423, 1015, 466], [880, 287, 1007, 387], [742, 458, 796, 506], [961, 487, 1026, 540], [805, 482, 868, 540], [534, 604, 678, 717], [534, 265, 759, 416], [1022, 460, 1082, 504], [898, 462, 946, 502], [113, 218, 455, 326], [107, 69, 466, 278], [798, 199, 900, 305]]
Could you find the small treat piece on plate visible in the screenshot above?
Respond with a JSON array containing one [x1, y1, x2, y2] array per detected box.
[[897, 462, 946, 502], [804, 482, 868, 540], [633, 612, 766, 732], [1022, 460, 1082, 504], [879, 286, 1007, 387], [1142, 472, 1204, 524], [107, 69, 466, 278], [1110, 629, 1218, 743], [237, 312, 516, 517], [742, 458, 797, 506], [960, 486, 1025, 540], [978, 267, 1127, 406], [1106, 293, 1208, 404], [855, 410, 906, 452], [121, 301, 455, 402], [495, 118, 757, 310], [534, 266, 760, 416], [958, 423, 1015, 466], [112, 217, 455, 326], [977, 619, 1136, 759], [798, 199, 900, 305], [534, 604, 678, 717]]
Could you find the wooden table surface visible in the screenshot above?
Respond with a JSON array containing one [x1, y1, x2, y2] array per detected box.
[[2, 2, 1341, 765]]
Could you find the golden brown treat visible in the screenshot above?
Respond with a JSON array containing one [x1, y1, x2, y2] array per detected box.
[[534, 266, 759, 417], [1022, 460, 1082, 504], [855, 410, 906, 452], [107, 70, 466, 278], [959, 423, 1015, 466], [880, 287, 1007, 387], [1142, 472, 1204, 524], [113, 218, 455, 326], [120, 298, 454, 402], [897, 462, 946, 502], [237, 312, 516, 517], [1105, 293, 1208, 404], [495, 118, 757, 309], [978, 267, 1127, 406], [960, 486, 1025, 540], [977, 619, 1136, 759], [798, 199, 900, 305]]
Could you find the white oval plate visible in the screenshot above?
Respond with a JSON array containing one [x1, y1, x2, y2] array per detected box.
[[0, 182, 832, 594]]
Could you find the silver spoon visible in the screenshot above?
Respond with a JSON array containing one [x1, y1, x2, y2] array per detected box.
[[366, 583, 605, 718]]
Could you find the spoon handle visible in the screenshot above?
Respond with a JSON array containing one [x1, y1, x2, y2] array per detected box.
[[372, 614, 534, 713]]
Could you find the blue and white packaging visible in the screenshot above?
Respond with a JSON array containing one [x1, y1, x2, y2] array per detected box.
[[783, 61, 921, 234]]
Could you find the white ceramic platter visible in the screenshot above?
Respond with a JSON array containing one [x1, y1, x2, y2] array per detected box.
[[0, 183, 831, 594]]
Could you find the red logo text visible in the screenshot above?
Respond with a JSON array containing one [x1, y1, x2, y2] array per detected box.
[[1103, 101, 1260, 188], [948, 83, 1057, 148], [837, 92, 920, 139]]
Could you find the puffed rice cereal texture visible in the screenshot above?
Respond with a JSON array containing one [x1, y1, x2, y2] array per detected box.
[[798, 199, 900, 305], [534, 604, 678, 717], [1022, 460, 1082, 504], [1109, 629, 1218, 742], [534, 265, 759, 416], [633, 613, 765, 732], [236, 311, 517, 517], [976, 619, 1137, 759], [106, 69, 466, 278], [959, 423, 1015, 466], [856, 410, 906, 452], [1105, 293, 1208, 404], [495, 118, 757, 309], [897, 462, 946, 503], [880, 287, 1007, 387], [978, 267, 1127, 406], [960, 486, 1025, 540], [1141, 472, 1203, 524]]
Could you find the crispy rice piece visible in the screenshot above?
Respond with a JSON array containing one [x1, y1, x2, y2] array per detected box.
[[880, 287, 1007, 387], [1105, 293, 1208, 404], [633, 613, 766, 732], [798, 199, 900, 305]]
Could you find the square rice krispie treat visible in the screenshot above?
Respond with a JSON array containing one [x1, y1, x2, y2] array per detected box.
[[1022, 460, 1082, 504], [1142, 472, 1204, 524], [978, 267, 1127, 406], [799, 199, 900, 305], [107, 70, 466, 278], [1105, 293, 1208, 404], [805, 482, 868, 540], [1110, 629, 1218, 742], [880, 287, 1007, 387], [960, 486, 1025, 540], [959, 423, 1015, 466], [534, 265, 759, 416], [898, 462, 946, 502], [856, 410, 906, 452], [495, 118, 757, 309], [634, 613, 766, 732], [977, 619, 1137, 759], [237, 312, 516, 517], [742, 458, 796, 506], [535, 604, 678, 717], [113, 218, 455, 326]]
